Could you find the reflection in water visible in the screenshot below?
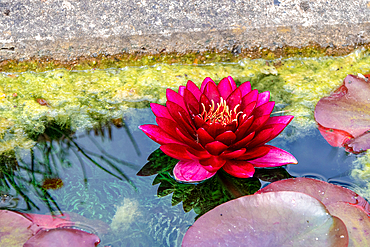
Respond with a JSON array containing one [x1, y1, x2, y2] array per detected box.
[[0, 117, 139, 213], [0, 107, 367, 246]]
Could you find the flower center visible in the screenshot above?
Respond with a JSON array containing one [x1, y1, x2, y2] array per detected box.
[[199, 98, 242, 126]]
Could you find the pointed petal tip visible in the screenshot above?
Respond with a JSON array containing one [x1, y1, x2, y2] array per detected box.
[[249, 145, 298, 167]]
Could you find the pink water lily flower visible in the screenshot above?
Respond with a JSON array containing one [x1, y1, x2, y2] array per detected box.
[[140, 76, 297, 182]]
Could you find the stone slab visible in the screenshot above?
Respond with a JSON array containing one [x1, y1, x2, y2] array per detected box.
[[1, 0, 370, 60]]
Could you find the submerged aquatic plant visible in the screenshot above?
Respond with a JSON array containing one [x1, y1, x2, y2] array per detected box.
[[315, 74, 370, 153], [140, 76, 297, 182]]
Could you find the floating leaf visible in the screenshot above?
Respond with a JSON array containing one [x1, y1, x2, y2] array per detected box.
[[0, 210, 100, 247], [23, 228, 100, 247], [326, 202, 370, 247], [257, 178, 370, 245], [137, 149, 177, 176], [0, 210, 36, 247], [153, 171, 261, 215], [182, 191, 348, 247], [21, 212, 73, 230], [256, 177, 370, 213], [314, 74, 370, 153]]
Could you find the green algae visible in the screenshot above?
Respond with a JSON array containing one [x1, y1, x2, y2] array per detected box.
[[2, 48, 370, 155], [3, 48, 370, 196], [351, 151, 370, 199]]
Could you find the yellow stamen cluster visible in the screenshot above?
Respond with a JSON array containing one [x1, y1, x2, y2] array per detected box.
[[200, 98, 243, 126]]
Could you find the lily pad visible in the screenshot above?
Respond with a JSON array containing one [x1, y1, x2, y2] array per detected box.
[[182, 191, 348, 247], [314, 74, 370, 153], [0, 210, 37, 247], [23, 228, 100, 247], [0, 210, 100, 247], [256, 177, 370, 213], [326, 202, 370, 247]]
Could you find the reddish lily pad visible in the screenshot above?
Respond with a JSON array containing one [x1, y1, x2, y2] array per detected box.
[[326, 202, 370, 247], [21, 212, 73, 229], [0, 210, 37, 247], [0, 210, 100, 247], [257, 178, 370, 246], [314, 74, 370, 153], [256, 177, 370, 213], [182, 191, 348, 247], [23, 228, 100, 247]]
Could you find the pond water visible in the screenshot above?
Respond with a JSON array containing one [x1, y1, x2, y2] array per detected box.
[[1, 50, 370, 246], [1, 106, 364, 246]]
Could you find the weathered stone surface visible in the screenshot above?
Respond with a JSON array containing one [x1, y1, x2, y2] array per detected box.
[[0, 0, 370, 60]]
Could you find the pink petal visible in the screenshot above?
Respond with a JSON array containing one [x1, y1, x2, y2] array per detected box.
[[200, 156, 226, 171], [220, 148, 246, 159], [239, 81, 252, 96], [178, 86, 185, 96], [200, 77, 215, 93], [230, 132, 255, 150], [176, 128, 203, 150], [241, 90, 258, 110], [253, 101, 275, 119], [215, 131, 237, 145], [235, 146, 270, 160], [235, 116, 254, 140], [256, 91, 270, 108], [240, 101, 257, 120], [197, 128, 215, 146], [227, 76, 237, 90], [186, 148, 211, 160], [173, 160, 216, 182], [200, 94, 212, 112], [204, 81, 221, 104], [186, 80, 202, 101], [166, 100, 189, 121], [166, 89, 186, 109], [166, 101, 195, 135], [259, 116, 294, 143], [184, 89, 200, 115], [150, 103, 173, 120], [226, 88, 242, 110], [205, 122, 225, 138], [156, 117, 180, 139], [217, 77, 234, 99], [224, 120, 238, 133], [160, 143, 192, 160], [193, 115, 205, 129], [139, 124, 182, 145], [245, 128, 274, 148], [205, 141, 229, 155], [248, 145, 298, 167], [248, 114, 270, 133], [222, 160, 255, 178], [265, 115, 294, 126]]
